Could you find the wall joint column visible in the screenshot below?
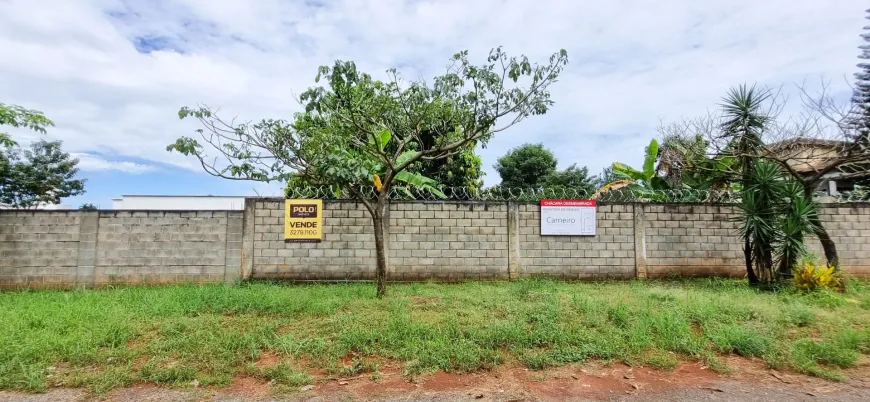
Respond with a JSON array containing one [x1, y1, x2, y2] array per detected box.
[[75, 212, 99, 286], [224, 211, 244, 284], [507, 202, 521, 279], [633, 203, 648, 279], [240, 198, 256, 281]]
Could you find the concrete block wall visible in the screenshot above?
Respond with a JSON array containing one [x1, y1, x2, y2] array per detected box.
[[248, 200, 870, 280], [251, 200, 376, 280], [389, 202, 509, 280], [806, 205, 870, 276], [251, 200, 509, 281], [517, 203, 635, 279], [642, 205, 745, 278], [4, 200, 870, 288], [1, 210, 242, 288], [0, 211, 84, 287], [94, 211, 242, 285]]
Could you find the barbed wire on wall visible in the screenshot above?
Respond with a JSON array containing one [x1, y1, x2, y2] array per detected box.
[[283, 186, 747, 203], [828, 189, 870, 203], [283, 185, 870, 204]]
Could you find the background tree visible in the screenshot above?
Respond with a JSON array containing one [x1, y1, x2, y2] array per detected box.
[[401, 123, 484, 192], [169, 47, 569, 297], [0, 103, 54, 147], [847, 8, 870, 145], [595, 166, 619, 188], [656, 133, 734, 191], [79, 203, 97, 211], [493, 143, 557, 188], [1, 103, 55, 190], [542, 164, 597, 194], [1, 140, 85, 208], [0, 103, 84, 209], [417, 146, 483, 191]]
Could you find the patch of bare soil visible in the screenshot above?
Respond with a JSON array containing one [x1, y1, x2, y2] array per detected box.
[[217, 375, 273, 399], [2, 357, 868, 401], [289, 357, 870, 402], [105, 383, 195, 402], [253, 351, 281, 368]]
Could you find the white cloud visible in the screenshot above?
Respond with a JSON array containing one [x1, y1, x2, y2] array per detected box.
[[0, 0, 866, 187], [73, 153, 157, 174]]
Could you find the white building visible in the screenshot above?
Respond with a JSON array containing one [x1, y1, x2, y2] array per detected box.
[[111, 195, 247, 210]]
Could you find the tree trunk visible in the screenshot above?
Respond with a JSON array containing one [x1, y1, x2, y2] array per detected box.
[[744, 236, 759, 284], [760, 247, 775, 284], [778, 240, 797, 279], [741, 155, 759, 285], [803, 185, 839, 269], [372, 202, 389, 298], [811, 217, 839, 270]]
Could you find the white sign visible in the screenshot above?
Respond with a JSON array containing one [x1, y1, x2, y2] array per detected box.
[[540, 199, 597, 236]]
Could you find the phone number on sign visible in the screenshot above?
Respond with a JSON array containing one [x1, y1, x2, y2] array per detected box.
[[286, 229, 319, 236]]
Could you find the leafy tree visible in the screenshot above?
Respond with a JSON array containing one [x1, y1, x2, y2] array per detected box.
[[79, 203, 97, 210], [493, 143, 594, 193], [401, 123, 484, 192], [0, 103, 84, 209], [656, 130, 741, 203], [169, 47, 569, 297], [1, 103, 55, 187], [1, 140, 85, 208], [418, 147, 483, 192], [288, 126, 485, 194], [542, 164, 597, 194], [0, 103, 54, 148], [493, 143, 558, 188]]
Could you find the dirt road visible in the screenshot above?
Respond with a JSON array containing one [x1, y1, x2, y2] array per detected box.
[[2, 359, 868, 402]]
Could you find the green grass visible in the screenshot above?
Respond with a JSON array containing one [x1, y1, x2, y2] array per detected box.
[[1, 278, 869, 393]]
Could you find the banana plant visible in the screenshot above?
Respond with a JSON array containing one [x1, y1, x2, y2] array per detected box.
[[611, 139, 670, 190], [595, 139, 671, 201]]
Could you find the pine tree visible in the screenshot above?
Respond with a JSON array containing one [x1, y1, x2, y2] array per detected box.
[[849, 8, 870, 145]]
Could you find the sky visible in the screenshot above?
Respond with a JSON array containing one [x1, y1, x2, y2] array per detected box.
[[0, 0, 866, 208]]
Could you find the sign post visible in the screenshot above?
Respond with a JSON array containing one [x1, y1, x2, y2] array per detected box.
[[284, 199, 323, 242], [540, 199, 597, 236]]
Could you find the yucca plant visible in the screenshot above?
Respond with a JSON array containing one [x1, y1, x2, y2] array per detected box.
[[736, 161, 782, 284], [736, 160, 820, 286], [721, 84, 771, 284], [776, 180, 819, 279]]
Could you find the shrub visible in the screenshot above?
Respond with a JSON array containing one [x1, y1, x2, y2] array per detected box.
[[794, 257, 840, 292]]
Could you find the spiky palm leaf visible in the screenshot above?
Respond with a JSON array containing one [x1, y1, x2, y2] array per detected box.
[[721, 84, 770, 159]]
